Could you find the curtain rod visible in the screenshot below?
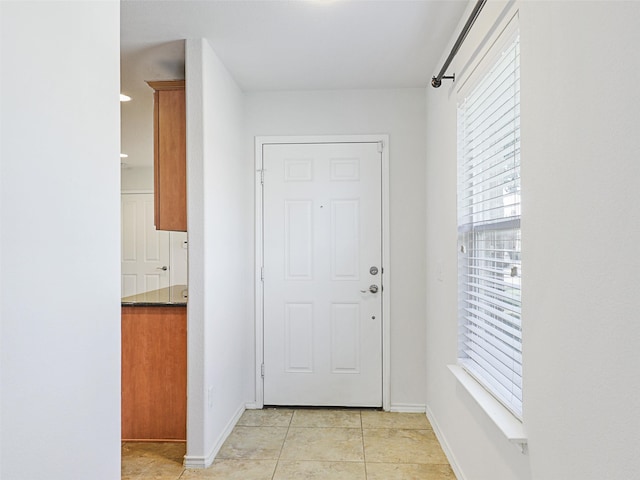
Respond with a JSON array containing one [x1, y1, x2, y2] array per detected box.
[[431, 0, 487, 88]]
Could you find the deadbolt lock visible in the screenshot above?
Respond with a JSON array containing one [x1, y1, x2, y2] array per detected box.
[[370, 266, 379, 275]]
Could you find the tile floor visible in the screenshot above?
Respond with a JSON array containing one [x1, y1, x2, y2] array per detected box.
[[122, 408, 456, 480]]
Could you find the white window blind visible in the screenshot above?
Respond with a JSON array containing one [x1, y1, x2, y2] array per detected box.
[[457, 31, 522, 418]]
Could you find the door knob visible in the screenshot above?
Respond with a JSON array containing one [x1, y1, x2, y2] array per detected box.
[[360, 285, 379, 294], [156, 266, 168, 271]]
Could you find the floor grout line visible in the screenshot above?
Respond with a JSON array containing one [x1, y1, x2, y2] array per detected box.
[[361, 410, 369, 480], [270, 410, 293, 480]]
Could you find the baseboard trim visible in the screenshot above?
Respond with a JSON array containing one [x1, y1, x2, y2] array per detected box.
[[183, 403, 246, 469], [245, 402, 261, 410], [426, 405, 466, 480], [388, 403, 426, 413]]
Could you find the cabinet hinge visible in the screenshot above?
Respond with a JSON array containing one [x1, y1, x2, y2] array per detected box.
[[260, 267, 264, 282], [377, 140, 384, 153], [261, 364, 265, 378]]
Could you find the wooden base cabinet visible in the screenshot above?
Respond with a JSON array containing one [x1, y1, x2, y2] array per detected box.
[[121, 306, 186, 441], [147, 80, 186, 232]]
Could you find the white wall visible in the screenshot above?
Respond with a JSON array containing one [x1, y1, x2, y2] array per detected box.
[[185, 38, 253, 466], [0, 2, 121, 479], [121, 166, 153, 191], [520, 2, 640, 479], [169, 231, 188, 286], [245, 89, 428, 409], [425, 1, 640, 479]]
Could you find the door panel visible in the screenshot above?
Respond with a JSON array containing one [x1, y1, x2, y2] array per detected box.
[[331, 199, 360, 279], [284, 200, 313, 280], [263, 142, 382, 407], [330, 303, 361, 373], [285, 303, 314, 372]]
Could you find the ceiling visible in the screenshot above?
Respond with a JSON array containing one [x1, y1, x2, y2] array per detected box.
[[120, 0, 468, 167]]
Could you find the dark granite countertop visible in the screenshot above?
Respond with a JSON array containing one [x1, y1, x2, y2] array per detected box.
[[121, 284, 187, 306]]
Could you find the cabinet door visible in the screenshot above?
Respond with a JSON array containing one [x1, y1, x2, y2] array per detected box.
[[150, 81, 186, 231], [121, 306, 187, 441]]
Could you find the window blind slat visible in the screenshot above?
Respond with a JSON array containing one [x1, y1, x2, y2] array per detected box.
[[465, 39, 519, 100], [461, 163, 520, 201], [463, 98, 520, 152], [463, 344, 523, 392], [464, 344, 523, 380], [465, 325, 523, 363], [465, 290, 521, 315], [465, 282, 520, 304], [462, 263, 520, 278], [465, 319, 522, 353], [458, 218, 521, 233], [465, 53, 520, 122], [463, 350, 522, 401], [462, 149, 520, 186], [461, 125, 521, 171], [462, 201, 520, 224], [465, 273, 521, 292], [464, 306, 521, 337], [461, 359, 523, 416]]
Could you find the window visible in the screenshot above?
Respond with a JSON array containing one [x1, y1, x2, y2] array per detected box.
[[457, 31, 522, 418]]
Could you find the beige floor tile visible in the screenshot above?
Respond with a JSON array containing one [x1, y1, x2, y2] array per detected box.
[[123, 470, 184, 480], [273, 460, 366, 480], [360, 411, 431, 430], [122, 464, 184, 479], [237, 408, 294, 427], [181, 459, 277, 480], [217, 426, 288, 460], [122, 442, 186, 463], [122, 454, 157, 478], [290, 409, 361, 428], [280, 427, 364, 462], [121, 442, 185, 480], [366, 462, 456, 480], [363, 429, 448, 464]]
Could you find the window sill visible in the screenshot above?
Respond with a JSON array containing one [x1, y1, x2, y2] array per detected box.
[[448, 364, 528, 453]]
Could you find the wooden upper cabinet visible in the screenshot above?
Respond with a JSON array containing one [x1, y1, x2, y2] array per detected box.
[[146, 80, 186, 232]]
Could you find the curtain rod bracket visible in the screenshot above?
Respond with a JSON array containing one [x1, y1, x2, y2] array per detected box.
[[431, 75, 455, 88], [431, 0, 486, 89]]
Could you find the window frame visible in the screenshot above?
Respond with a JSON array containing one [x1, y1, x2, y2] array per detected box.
[[456, 19, 523, 421]]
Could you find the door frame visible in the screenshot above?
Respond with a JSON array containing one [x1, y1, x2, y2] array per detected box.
[[253, 134, 391, 410]]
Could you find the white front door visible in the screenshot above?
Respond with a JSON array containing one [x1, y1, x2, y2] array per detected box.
[[262, 142, 383, 407], [121, 193, 170, 297]]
